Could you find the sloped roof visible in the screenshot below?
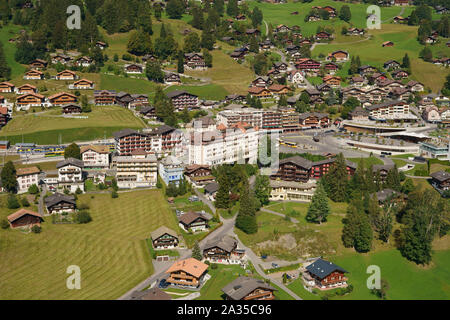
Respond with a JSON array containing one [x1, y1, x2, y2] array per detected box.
[[44, 192, 76, 208], [7, 209, 43, 223], [130, 287, 171, 300], [150, 226, 178, 240], [56, 157, 84, 169], [166, 258, 208, 278], [430, 170, 450, 182], [178, 211, 210, 225], [306, 258, 347, 279], [203, 235, 237, 253], [222, 276, 276, 300], [279, 155, 313, 169], [16, 166, 40, 176]]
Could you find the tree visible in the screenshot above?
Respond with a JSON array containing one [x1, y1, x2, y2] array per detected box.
[[1, 161, 17, 193], [127, 29, 153, 56], [146, 61, 164, 83], [235, 183, 258, 234], [180, 108, 191, 123], [419, 46, 432, 62], [401, 178, 415, 194], [137, 3, 153, 35], [76, 210, 92, 224], [190, 6, 204, 29], [202, 49, 213, 68], [371, 279, 389, 300], [215, 174, 230, 209], [166, 0, 185, 19], [64, 143, 81, 159], [338, 5, 351, 22], [177, 50, 184, 73], [342, 202, 373, 252], [227, 0, 239, 17], [0, 219, 9, 229], [0, 43, 11, 80], [21, 197, 30, 207], [183, 32, 201, 53], [250, 7, 263, 28], [31, 225, 42, 233], [306, 181, 331, 224], [253, 53, 268, 75], [7, 193, 20, 209], [201, 29, 215, 50], [249, 36, 259, 53], [192, 241, 202, 260], [322, 153, 348, 202], [401, 53, 410, 69], [254, 174, 270, 206]]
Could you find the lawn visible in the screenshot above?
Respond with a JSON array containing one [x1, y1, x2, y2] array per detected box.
[[0, 106, 145, 144], [348, 156, 384, 167], [0, 189, 178, 299], [164, 83, 229, 101], [100, 73, 158, 95], [0, 24, 26, 79]]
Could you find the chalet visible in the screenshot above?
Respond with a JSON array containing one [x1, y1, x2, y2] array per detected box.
[[129, 94, 149, 109], [7, 209, 43, 229], [406, 80, 424, 92], [342, 87, 366, 102], [225, 94, 246, 104], [321, 5, 337, 17], [268, 84, 291, 95], [184, 164, 214, 187], [347, 27, 365, 36], [259, 39, 274, 50], [115, 92, 134, 108], [178, 211, 210, 232], [324, 62, 339, 74], [74, 56, 93, 67], [376, 188, 406, 205], [44, 193, 76, 215], [94, 90, 116, 106], [230, 50, 247, 61], [70, 79, 94, 90], [389, 87, 412, 102], [81, 145, 110, 168], [370, 72, 388, 84], [382, 41, 394, 47], [204, 182, 219, 201], [373, 164, 395, 183], [267, 68, 282, 79], [391, 69, 409, 79], [166, 90, 199, 110], [425, 36, 437, 44], [358, 65, 378, 76], [24, 69, 44, 80], [430, 171, 450, 191], [307, 14, 321, 22], [0, 107, 10, 127], [0, 82, 15, 93], [303, 258, 348, 290], [16, 93, 46, 110], [275, 24, 291, 33], [61, 104, 82, 114], [273, 62, 288, 73], [305, 87, 321, 101], [248, 86, 272, 98], [52, 54, 72, 65], [316, 83, 333, 94], [393, 16, 408, 23], [377, 79, 404, 91], [203, 235, 244, 264], [56, 70, 78, 81], [29, 59, 48, 69], [295, 58, 321, 75], [350, 76, 366, 87], [326, 50, 349, 62], [322, 75, 341, 87], [142, 54, 157, 63], [432, 57, 450, 66], [235, 14, 246, 20], [384, 60, 401, 70], [394, 0, 410, 5], [165, 258, 209, 288], [57, 157, 85, 193], [315, 31, 332, 41], [184, 53, 206, 70], [285, 44, 300, 53], [222, 277, 276, 300], [288, 70, 305, 86], [124, 64, 144, 74], [95, 41, 107, 50], [349, 106, 369, 120], [164, 73, 181, 85], [298, 112, 330, 129], [139, 106, 156, 120], [48, 92, 77, 106], [151, 226, 179, 250], [298, 39, 312, 46], [246, 29, 261, 37], [252, 76, 272, 87], [16, 84, 37, 95], [16, 166, 40, 193]]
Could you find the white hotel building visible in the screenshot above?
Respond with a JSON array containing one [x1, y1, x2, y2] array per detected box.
[[188, 122, 260, 166]]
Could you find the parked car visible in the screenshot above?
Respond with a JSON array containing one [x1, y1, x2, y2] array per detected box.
[[158, 279, 169, 289], [272, 263, 279, 268], [188, 196, 199, 202]]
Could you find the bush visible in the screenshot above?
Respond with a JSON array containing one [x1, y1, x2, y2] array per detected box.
[[78, 203, 90, 210], [75, 187, 83, 195], [0, 219, 10, 229], [211, 263, 218, 269], [111, 191, 118, 198], [21, 197, 30, 207], [31, 225, 41, 233], [76, 211, 92, 224], [7, 194, 20, 209], [28, 184, 39, 194]]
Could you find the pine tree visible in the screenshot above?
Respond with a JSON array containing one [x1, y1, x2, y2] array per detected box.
[[192, 241, 202, 260], [324, 153, 348, 202], [342, 201, 373, 252], [254, 174, 270, 206], [0, 43, 11, 80], [166, 0, 185, 19], [235, 183, 258, 234], [177, 50, 184, 73], [215, 174, 230, 209], [226, 0, 239, 17], [1, 161, 17, 193], [127, 29, 153, 56], [401, 53, 410, 69], [338, 5, 351, 22], [306, 181, 331, 224]]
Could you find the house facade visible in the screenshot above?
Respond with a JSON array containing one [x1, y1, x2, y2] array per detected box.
[[81, 145, 110, 168], [56, 158, 85, 193], [165, 258, 209, 288], [114, 150, 157, 189], [222, 277, 276, 300], [16, 166, 40, 194], [151, 226, 179, 250], [159, 155, 184, 186], [44, 193, 76, 215]]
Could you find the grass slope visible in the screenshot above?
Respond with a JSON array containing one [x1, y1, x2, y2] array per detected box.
[[0, 189, 178, 300]]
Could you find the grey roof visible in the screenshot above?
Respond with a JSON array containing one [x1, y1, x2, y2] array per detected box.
[[279, 155, 313, 169], [178, 211, 210, 225], [373, 164, 395, 172], [204, 182, 219, 194], [366, 100, 405, 111], [222, 276, 276, 300], [140, 106, 155, 114], [306, 258, 347, 279], [166, 90, 197, 99], [150, 226, 178, 240], [152, 124, 176, 135], [113, 128, 144, 139], [44, 193, 76, 208], [298, 112, 329, 120], [430, 170, 450, 182], [160, 155, 183, 166], [269, 179, 316, 189], [203, 235, 237, 253], [56, 157, 84, 169], [130, 287, 171, 300], [376, 188, 399, 202]]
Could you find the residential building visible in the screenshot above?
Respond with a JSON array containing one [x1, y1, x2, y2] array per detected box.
[[114, 150, 157, 189], [298, 112, 330, 128], [166, 90, 199, 110], [29, 59, 48, 69], [0, 81, 15, 93], [165, 258, 209, 288], [124, 64, 144, 74], [222, 277, 276, 300], [366, 100, 415, 121], [430, 171, 450, 191], [303, 258, 348, 290], [24, 69, 44, 80], [16, 166, 40, 193], [348, 107, 369, 120], [420, 140, 449, 159], [326, 50, 349, 62], [44, 193, 76, 215], [7, 209, 43, 229], [51, 54, 72, 65], [184, 53, 206, 70], [164, 73, 181, 85], [74, 56, 93, 67], [151, 226, 179, 250], [69, 79, 95, 90], [269, 179, 316, 202], [184, 165, 215, 187], [48, 92, 77, 106], [94, 90, 116, 105], [203, 235, 245, 264], [16, 84, 37, 94], [373, 164, 395, 183], [80, 145, 110, 168], [159, 155, 184, 186], [61, 104, 82, 114], [16, 93, 47, 110], [55, 70, 78, 81], [56, 158, 85, 193], [178, 211, 210, 232], [422, 106, 441, 123]]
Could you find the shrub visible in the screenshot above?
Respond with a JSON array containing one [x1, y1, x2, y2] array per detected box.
[[111, 191, 118, 198], [21, 197, 30, 207], [211, 263, 218, 269], [28, 184, 39, 194], [75, 187, 83, 195], [0, 219, 10, 229], [31, 225, 41, 233], [7, 194, 20, 209], [76, 211, 92, 224], [78, 203, 90, 210]]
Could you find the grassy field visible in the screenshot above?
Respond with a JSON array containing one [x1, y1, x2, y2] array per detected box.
[[0, 24, 26, 79], [0, 189, 179, 300], [164, 83, 229, 101], [0, 106, 145, 144], [100, 74, 158, 95], [348, 156, 384, 167]]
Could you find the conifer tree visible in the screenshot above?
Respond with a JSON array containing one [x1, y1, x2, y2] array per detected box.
[[1, 161, 17, 193], [323, 153, 348, 202], [306, 181, 331, 224], [192, 241, 202, 260], [235, 183, 258, 234]]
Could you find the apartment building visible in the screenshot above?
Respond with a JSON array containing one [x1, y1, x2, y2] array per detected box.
[[366, 100, 414, 121], [159, 155, 184, 186], [56, 158, 85, 192], [16, 167, 40, 194], [80, 145, 110, 168], [114, 150, 157, 189]]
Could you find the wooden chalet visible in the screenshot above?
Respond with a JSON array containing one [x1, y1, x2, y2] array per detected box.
[[24, 69, 44, 80], [48, 92, 77, 106], [326, 50, 349, 62], [268, 84, 291, 95], [222, 277, 276, 300], [184, 53, 206, 70], [44, 193, 76, 214], [347, 27, 365, 36], [62, 104, 82, 114], [16, 93, 46, 108], [373, 164, 395, 183], [139, 106, 156, 119], [0, 107, 10, 127], [0, 82, 15, 93], [322, 75, 341, 87], [56, 70, 78, 81], [151, 226, 179, 250], [16, 84, 37, 94], [382, 41, 394, 47], [164, 73, 181, 85], [165, 258, 209, 288], [295, 58, 321, 75], [252, 76, 272, 87], [29, 59, 48, 69], [178, 211, 210, 232], [393, 16, 408, 23], [166, 90, 199, 110], [7, 209, 43, 229], [70, 79, 94, 90], [315, 31, 332, 41], [142, 54, 157, 63], [430, 171, 450, 191], [391, 69, 409, 79], [52, 54, 72, 65], [184, 164, 214, 186], [94, 90, 116, 105], [74, 56, 93, 67], [203, 235, 244, 263], [384, 60, 401, 70], [96, 41, 107, 50], [324, 62, 339, 74], [358, 65, 378, 76], [303, 258, 348, 290], [124, 64, 144, 74], [248, 86, 272, 97]]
